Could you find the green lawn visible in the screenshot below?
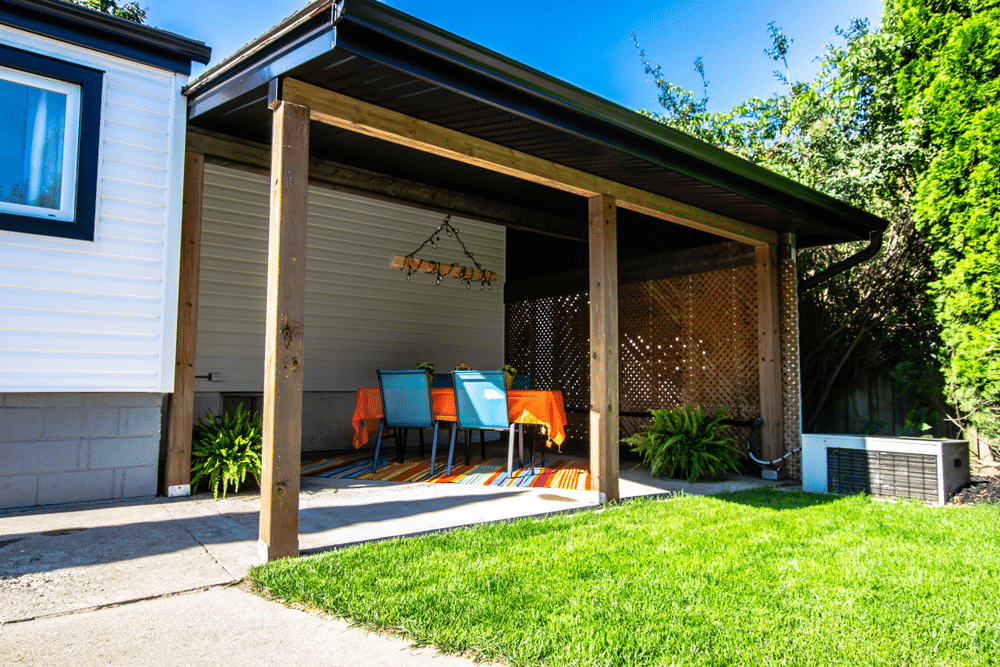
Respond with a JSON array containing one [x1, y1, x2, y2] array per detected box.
[[251, 489, 1000, 666]]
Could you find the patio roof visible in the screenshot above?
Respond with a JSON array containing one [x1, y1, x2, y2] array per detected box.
[[183, 0, 886, 249]]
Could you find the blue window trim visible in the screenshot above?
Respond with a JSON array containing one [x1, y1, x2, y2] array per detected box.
[[0, 45, 102, 241]]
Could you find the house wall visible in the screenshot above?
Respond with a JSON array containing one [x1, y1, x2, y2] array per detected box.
[[194, 164, 506, 451], [0, 25, 187, 393], [0, 26, 188, 509], [0, 392, 161, 509]]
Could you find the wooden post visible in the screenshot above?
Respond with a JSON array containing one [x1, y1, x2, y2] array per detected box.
[[165, 151, 205, 496], [757, 242, 783, 461], [589, 194, 619, 502], [258, 100, 309, 561]]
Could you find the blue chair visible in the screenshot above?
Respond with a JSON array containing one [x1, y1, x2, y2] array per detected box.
[[450, 370, 520, 478], [374, 370, 441, 474], [461, 373, 531, 464]]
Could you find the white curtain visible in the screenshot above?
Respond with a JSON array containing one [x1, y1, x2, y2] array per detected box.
[[0, 78, 66, 210]]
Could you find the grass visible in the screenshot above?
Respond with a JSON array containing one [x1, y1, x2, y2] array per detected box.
[[251, 489, 1000, 666]]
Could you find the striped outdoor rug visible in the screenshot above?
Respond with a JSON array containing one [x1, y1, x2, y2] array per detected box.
[[301, 453, 591, 490]]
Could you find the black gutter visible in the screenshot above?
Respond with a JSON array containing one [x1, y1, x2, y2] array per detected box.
[[799, 230, 884, 293], [183, 0, 334, 112], [1, 0, 210, 74]]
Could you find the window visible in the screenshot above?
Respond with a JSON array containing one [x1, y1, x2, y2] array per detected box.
[[0, 67, 81, 222], [0, 46, 102, 241]]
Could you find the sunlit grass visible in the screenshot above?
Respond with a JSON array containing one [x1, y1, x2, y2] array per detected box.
[[252, 489, 1000, 666]]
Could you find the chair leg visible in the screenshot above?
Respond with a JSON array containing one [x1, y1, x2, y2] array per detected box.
[[464, 428, 471, 466], [419, 428, 425, 458], [446, 422, 458, 476], [528, 424, 535, 475], [373, 420, 385, 473], [539, 427, 545, 468], [397, 428, 408, 464], [506, 425, 516, 479], [480, 430, 486, 460], [518, 423, 524, 466], [428, 421, 441, 478]]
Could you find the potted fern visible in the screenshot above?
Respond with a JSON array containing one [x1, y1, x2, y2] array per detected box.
[[622, 405, 740, 483], [190, 404, 263, 498]]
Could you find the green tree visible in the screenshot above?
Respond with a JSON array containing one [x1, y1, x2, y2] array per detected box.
[[888, 0, 1000, 446], [634, 20, 942, 432], [66, 0, 147, 24]]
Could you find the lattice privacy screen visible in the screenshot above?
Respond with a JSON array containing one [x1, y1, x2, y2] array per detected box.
[[780, 255, 803, 477], [506, 265, 765, 448]]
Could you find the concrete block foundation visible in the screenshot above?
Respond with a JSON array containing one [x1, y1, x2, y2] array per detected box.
[[0, 393, 164, 510]]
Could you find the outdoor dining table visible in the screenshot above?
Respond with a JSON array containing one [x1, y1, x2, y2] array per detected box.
[[350, 386, 567, 450]]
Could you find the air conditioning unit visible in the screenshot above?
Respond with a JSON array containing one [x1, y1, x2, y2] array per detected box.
[[802, 434, 969, 506]]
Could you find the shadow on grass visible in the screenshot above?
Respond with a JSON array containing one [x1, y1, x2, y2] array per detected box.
[[710, 486, 850, 510]]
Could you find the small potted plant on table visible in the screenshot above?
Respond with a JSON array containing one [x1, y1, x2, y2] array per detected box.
[[500, 364, 518, 391], [417, 361, 434, 383]]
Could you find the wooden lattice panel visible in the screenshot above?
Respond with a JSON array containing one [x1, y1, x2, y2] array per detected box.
[[677, 266, 759, 419], [506, 265, 761, 445], [780, 256, 803, 478], [505, 294, 591, 444]]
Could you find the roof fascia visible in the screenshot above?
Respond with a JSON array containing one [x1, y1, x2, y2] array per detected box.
[[0, 0, 210, 74], [183, 0, 334, 108]]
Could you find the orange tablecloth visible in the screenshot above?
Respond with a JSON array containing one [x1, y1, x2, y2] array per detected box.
[[351, 387, 567, 449]]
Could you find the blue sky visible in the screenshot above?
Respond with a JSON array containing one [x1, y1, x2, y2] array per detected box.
[[152, 0, 884, 114]]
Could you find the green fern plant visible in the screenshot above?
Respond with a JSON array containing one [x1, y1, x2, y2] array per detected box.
[[622, 405, 740, 483], [191, 404, 263, 499]]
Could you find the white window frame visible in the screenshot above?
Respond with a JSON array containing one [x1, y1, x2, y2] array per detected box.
[[0, 65, 82, 223]]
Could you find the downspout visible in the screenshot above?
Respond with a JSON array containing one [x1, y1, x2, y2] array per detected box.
[[798, 230, 883, 293]]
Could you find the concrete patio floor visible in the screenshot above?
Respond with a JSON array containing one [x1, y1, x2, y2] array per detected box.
[[0, 464, 789, 665]]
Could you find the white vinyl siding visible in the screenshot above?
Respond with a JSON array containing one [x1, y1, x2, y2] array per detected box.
[[0, 27, 186, 392], [196, 164, 506, 392]]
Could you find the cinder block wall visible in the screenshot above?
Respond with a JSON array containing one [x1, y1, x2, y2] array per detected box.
[[0, 393, 162, 510]]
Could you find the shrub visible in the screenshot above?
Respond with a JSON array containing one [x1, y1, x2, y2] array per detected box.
[[191, 404, 263, 499], [622, 405, 740, 483]]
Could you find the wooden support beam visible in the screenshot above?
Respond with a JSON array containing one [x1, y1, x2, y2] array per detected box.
[[186, 127, 587, 241], [164, 151, 205, 497], [258, 101, 309, 562], [279, 78, 777, 247], [757, 243, 783, 462], [589, 194, 620, 502]]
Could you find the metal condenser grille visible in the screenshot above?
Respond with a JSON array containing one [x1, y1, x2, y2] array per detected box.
[[827, 447, 939, 503]]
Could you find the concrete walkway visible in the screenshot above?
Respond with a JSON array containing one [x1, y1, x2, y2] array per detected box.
[[0, 468, 784, 665]]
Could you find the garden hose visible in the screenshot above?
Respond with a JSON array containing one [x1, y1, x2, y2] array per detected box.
[[743, 417, 801, 471]]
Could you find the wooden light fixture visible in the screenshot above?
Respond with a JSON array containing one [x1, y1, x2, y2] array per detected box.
[[392, 214, 496, 289]]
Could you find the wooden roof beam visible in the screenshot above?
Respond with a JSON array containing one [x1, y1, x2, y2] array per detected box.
[[278, 77, 777, 247]]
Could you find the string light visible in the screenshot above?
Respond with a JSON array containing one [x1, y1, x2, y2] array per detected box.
[[397, 214, 496, 289]]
